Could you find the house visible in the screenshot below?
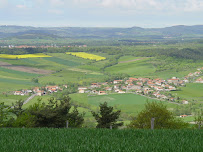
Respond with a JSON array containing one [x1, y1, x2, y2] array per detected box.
[[196, 78, 203, 83], [78, 87, 88, 93], [183, 78, 189, 83], [160, 95, 168, 100], [168, 78, 179, 84], [114, 89, 120, 93], [105, 87, 112, 91], [101, 82, 108, 85], [91, 90, 98, 94], [79, 89, 85, 93], [182, 100, 189, 104], [180, 115, 187, 118], [117, 90, 125, 94], [147, 81, 155, 86], [36, 90, 44, 96], [98, 91, 106, 95], [155, 81, 163, 86], [169, 86, 176, 91], [114, 85, 119, 89], [129, 77, 139, 81], [125, 80, 133, 84], [33, 87, 40, 93], [45, 86, 60, 93], [14, 91, 24, 96], [155, 87, 164, 91], [91, 83, 100, 88], [127, 85, 141, 90], [188, 73, 194, 77], [178, 80, 185, 86], [113, 80, 123, 84], [121, 86, 127, 90], [194, 71, 201, 76], [63, 85, 68, 88], [136, 82, 143, 86]]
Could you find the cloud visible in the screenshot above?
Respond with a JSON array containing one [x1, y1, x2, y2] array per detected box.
[[184, 0, 203, 12], [50, 0, 65, 6], [48, 9, 63, 14], [71, 0, 203, 13], [16, 5, 27, 9], [0, 0, 8, 8]]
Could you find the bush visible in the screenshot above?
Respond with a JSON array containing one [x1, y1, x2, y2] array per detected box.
[[128, 102, 189, 129]]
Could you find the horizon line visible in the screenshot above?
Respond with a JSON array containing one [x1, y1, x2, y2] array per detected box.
[[1, 24, 203, 29]]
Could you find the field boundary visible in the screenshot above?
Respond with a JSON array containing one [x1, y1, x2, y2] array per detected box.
[[118, 57, 147, 64]]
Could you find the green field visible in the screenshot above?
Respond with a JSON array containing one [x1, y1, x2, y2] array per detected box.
[[0, 128, 202, 152], [171, 83, 203, 101], [105, 58, 156, 76], [0, 95, 28, 106], [24, 93, 178, 124], [118, 56, 144, 62]]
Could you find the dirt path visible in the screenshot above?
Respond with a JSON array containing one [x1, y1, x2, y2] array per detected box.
[[118, 58, 146, 64], [0, 61, 53, 75]]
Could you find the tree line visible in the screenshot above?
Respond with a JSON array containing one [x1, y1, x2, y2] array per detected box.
[[1, 46, 203, 61], [1, 95, 200, 129]]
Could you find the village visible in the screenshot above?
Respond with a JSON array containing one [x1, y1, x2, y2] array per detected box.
[[13, 67, 203, 106]]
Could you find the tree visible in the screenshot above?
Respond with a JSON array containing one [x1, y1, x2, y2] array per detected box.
[[0, 102, 10, 127], [194, 111, 203, 129], [29, 95, 85, 128], [67, 106, 85, 128], [91, 102, 123, 129], [11, 99, 24, 117], [128, 102, 188, 129], [31, 78, 39, 83]]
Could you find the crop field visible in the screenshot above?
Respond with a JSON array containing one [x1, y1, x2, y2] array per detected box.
[[171, 83, 203, 101], [0, 95, 28, 106], [88, 93, 177, 115], [105, 58, 156, 76], [0, 78, 39, 93], [26, 93, 177, 119], [0, 53, 51, 59], [0, 128, 202, 152], [66, 52, 106, 61], [43, 57, 81, 67], [38, 69, 105, 85]]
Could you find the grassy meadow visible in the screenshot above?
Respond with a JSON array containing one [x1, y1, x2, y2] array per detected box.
[[171, 83, 203, 102], [0, 95, 28, 106], [105, 58, 156, 76], [23, 93, 180, 126], [0, 128, 202, 152]]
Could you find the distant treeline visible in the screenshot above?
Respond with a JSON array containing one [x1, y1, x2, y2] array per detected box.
[[0, 46, 203, 60]]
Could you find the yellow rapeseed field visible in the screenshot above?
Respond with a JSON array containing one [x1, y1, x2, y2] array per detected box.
[[66, 52, 106, 61], [0, 53, 51, 59]]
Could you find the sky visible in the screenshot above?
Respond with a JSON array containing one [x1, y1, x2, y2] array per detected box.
[[0, 0, 203, 28]]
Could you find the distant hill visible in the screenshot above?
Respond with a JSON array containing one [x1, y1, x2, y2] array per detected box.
[[0, 25, 203, 39]]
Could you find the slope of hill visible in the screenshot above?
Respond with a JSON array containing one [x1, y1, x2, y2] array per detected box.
[[1, 25, 203, 39]]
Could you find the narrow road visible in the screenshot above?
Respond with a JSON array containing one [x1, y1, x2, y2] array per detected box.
[[23, 94, 37, 105]]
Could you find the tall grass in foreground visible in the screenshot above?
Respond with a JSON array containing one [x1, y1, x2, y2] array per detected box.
[[0, 128, 202, 152]]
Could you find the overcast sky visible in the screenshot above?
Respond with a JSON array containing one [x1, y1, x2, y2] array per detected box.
[[0, 0, 203, 28]]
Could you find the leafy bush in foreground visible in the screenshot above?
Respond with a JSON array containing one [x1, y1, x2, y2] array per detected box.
[[128, 102, 189, 129]]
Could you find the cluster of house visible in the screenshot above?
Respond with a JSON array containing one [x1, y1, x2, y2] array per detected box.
[[186, 67, 203, 83], [77, 77, 189, 102], [1, 45, 87, 49], [14, 85, 67, 96]]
